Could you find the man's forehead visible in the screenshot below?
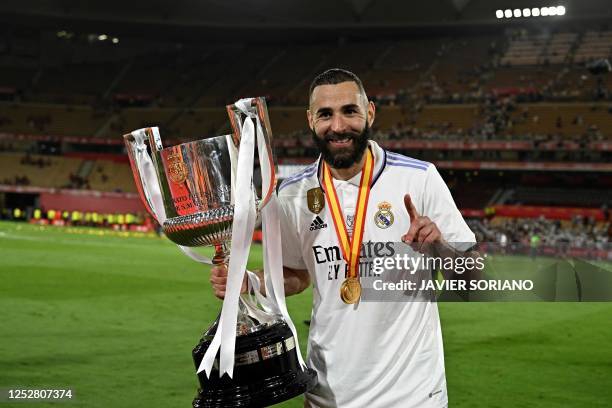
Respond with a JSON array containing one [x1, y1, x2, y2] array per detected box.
[[310, 81, 367, 110]]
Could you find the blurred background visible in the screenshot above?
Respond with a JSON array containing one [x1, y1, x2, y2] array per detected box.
[[0, 1, 611, 407], [0, 0, 611, 248]]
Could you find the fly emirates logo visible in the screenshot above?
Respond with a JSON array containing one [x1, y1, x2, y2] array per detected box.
[[312, 241, 396, 281]]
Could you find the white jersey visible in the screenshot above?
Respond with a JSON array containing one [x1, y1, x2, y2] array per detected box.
[[278, 141, 475, 408]]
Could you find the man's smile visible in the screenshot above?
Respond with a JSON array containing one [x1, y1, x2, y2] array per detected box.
[[327, 137, 353, 148]]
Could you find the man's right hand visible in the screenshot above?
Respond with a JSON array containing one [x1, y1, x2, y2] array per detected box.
[[209, 264, 247, 299]]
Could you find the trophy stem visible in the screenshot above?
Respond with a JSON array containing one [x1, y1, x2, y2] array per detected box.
[[207, 242, 255, 333], [212, 243, 230, 265]]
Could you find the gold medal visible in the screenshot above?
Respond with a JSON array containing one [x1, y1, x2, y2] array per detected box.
[[340, 277, 362, 304], [322, 148, 374, 305]]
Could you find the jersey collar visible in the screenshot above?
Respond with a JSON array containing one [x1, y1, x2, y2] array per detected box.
[[317, 140, 387, 191]]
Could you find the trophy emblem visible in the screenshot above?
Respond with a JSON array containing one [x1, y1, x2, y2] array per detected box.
[[167, 153, 188, 184], [123, 97, 317, 407]]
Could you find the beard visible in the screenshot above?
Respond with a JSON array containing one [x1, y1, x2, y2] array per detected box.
[[311, 125, 370, 169]]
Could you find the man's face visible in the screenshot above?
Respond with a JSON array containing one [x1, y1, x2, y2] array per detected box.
[[308, 81, 376, 169]]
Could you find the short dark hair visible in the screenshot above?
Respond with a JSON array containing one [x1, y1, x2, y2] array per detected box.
[[309, 68, 366, 103]]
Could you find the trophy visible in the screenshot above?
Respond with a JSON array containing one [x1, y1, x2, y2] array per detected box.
[[123, 97, 317, 407]]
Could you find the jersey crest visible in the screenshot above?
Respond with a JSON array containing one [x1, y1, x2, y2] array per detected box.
[[374, 201, 394, 229]]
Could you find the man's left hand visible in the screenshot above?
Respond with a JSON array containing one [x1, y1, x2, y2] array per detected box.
[[401, 193, 444, 245]]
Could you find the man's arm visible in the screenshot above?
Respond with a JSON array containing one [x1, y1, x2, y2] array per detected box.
[[210, 264, 310, 299]]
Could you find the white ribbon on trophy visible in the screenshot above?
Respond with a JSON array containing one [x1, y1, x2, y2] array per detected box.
[[129, 98, 305, 379], [198, 98, 305, 377]]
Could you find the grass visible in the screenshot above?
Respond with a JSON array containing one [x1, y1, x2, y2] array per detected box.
[[0, 221, 611, 407]]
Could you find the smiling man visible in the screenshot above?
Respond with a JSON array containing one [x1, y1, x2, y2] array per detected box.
[[211, 68, 475, 407], [307, 74, 372, 175]]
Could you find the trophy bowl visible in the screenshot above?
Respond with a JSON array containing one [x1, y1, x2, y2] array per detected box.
[[123, 97, 316, 407], [154, 134, 236, 259]]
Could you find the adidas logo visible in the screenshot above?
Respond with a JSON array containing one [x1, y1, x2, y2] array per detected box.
[[309, 216, 327, 231]]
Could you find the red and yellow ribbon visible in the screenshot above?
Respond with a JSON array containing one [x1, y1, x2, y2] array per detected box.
[[322, 148, 374, 279]]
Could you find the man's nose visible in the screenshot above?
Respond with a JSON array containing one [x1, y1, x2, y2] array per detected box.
[[330, 114, 348, 134]]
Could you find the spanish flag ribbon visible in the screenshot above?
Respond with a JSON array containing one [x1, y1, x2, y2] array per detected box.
[[322, 148, 374, 279]]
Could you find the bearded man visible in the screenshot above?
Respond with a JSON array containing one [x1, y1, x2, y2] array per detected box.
[[211, 68, 475, 407]]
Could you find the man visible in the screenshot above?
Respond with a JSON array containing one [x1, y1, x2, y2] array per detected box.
[[211, 68, 475, 407]]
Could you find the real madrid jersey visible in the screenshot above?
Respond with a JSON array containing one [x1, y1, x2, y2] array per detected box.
[[278, 140, 475, 408]]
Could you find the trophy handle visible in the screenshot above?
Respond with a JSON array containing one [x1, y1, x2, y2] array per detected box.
[[227, 97, 277, 210], [123, 128, 160, 220]]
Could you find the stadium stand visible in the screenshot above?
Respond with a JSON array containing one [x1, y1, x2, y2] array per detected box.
[[2, 25, 611, 146], [34, 61, 122, 105], [504, 102, 612, 139], [0, 23, 610, 234], [574, 30, 612, 63], [0, 152, 82, 188], [507, 187, 612, 208], [87, 160, 137, 193], [501, 32, 551, 66], [479, 216, 610, 250], [0, 102, 106, 136], [103, 107, 178, 139], [426, 36, 496, 97], [448, 179, 499, 210]]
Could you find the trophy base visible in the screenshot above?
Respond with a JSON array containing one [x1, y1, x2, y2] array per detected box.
[[192, 321, 317, 407], [192, 367, 317, 408]]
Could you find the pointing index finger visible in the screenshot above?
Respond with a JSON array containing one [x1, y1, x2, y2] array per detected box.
[[404, 193, 419, 222]]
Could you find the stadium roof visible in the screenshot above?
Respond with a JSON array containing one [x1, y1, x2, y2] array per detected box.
[[1, 0, 611, 42]]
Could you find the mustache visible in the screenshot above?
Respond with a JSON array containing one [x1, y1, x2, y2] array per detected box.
[[324, 132, 359, 142]]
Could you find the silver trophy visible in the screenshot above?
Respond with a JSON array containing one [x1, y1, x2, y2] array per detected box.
[[123, 98, 316, 407]]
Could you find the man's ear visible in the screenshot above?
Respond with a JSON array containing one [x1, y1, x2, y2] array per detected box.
[[307, 109, 314, 129], [367, 100, 376, 128]]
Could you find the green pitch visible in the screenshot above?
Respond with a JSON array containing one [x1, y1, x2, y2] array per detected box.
[[1, 222, 611, 407]]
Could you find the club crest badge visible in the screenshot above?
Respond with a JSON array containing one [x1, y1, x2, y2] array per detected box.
[[346, 214, 355, 229], [346, 214, 355, 235], [307, 187, 325, 214], [374, 201, 394, 229], [167, 154, 188, 184]]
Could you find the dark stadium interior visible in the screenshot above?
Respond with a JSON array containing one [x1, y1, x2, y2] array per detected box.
[[0, 0, 610, 239]]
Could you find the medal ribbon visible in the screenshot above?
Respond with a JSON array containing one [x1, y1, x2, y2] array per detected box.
[[322, 148, 374, 279]]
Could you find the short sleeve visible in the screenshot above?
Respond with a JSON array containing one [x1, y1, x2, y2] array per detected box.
[[422, 164, 476, 249], [278, 195, 308, 270]]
